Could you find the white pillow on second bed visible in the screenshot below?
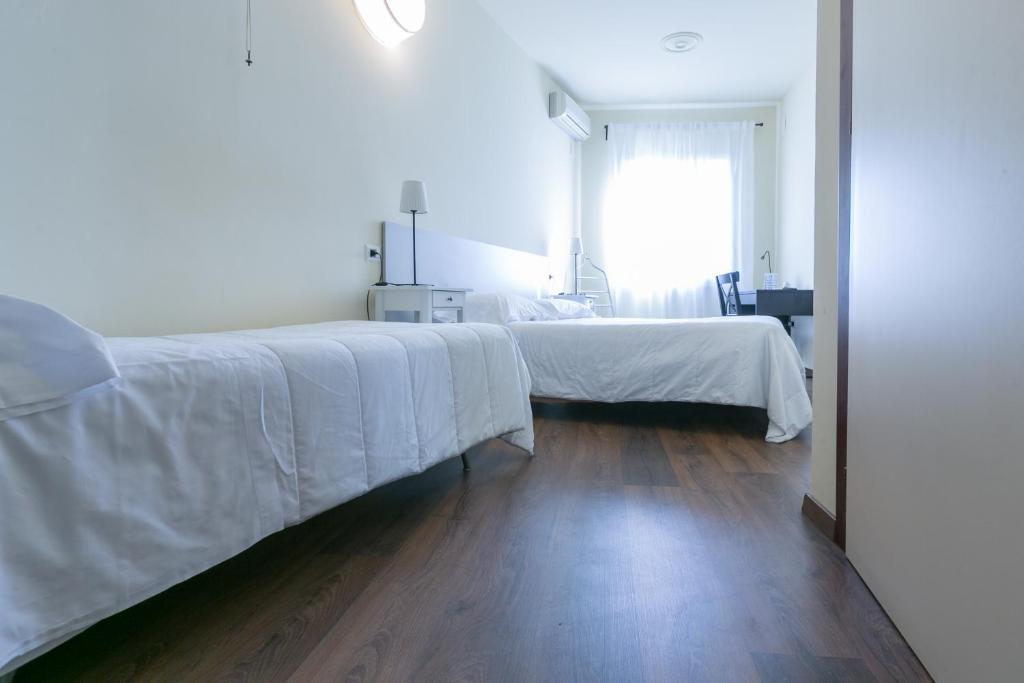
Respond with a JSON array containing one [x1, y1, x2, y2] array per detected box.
[[465, 293, 555, 324], [0, 295, 120, 421], [464, 293, 596, 324], [543, 298, 597, 320]]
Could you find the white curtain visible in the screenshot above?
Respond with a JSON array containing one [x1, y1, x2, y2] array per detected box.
[[602, 122, 755, 319]]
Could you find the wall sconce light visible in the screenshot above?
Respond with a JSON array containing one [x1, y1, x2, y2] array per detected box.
[[353, 0, 426, 48]]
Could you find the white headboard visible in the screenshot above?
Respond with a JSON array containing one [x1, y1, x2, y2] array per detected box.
[[382, 222, 551, 298]]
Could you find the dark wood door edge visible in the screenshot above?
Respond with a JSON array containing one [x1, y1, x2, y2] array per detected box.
[[835, 0, 854, 552], [802, 494, 837, 541]]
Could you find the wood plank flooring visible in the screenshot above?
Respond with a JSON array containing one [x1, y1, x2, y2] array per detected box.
[[18, 400, 930, 682]]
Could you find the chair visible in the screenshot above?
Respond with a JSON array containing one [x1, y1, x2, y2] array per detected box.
[[716, 272, 755, 317]]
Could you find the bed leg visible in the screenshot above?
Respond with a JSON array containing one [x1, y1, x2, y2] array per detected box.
[[460, 452, 471, 471]]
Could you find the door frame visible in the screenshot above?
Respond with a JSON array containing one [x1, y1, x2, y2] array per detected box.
[[835, 0, 854, 550]]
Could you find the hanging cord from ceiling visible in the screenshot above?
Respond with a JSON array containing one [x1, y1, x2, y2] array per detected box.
[[245, 0, 253, 66]]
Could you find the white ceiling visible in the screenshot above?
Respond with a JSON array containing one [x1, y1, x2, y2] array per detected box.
[[475, 0, 817, 106]]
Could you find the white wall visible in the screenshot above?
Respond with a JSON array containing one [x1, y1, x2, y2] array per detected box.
[[579, 105, 779, 298], [848, 1, 1024, 679], [0, 1, 573, 336], [777, 63, 817, 368], [809, 0, 841, 515]]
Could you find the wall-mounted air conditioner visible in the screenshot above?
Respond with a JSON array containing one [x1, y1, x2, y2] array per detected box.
[[548, 91, 591, 141]]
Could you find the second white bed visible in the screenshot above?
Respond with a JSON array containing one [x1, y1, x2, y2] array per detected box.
[[508, 315, 812, 443]]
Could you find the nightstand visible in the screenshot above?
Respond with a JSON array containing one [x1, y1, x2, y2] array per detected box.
[[370, 286, 471, 323]]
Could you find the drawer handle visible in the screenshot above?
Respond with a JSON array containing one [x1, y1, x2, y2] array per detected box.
[[447, 296, 454, 302]]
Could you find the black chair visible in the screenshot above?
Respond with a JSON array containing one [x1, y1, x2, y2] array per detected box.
[[716, 272, 755, 317]]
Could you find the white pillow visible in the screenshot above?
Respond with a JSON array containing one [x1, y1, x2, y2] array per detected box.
[[541, 298, 597, 320], [0, 295, 121, 421], [463, 293, 505, 325], [464, 293, 559, 325]]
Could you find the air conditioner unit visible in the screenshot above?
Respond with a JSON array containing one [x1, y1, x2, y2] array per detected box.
[[548, 91, 591, 141]]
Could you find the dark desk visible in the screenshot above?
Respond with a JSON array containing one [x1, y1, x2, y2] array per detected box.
[[740, 289, 813, 336]]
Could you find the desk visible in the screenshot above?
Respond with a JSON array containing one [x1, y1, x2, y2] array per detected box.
[[740, 289, 813, 336]]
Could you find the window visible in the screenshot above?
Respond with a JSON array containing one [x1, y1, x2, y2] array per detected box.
[[600, 122, 754, 318], [604, 156, 735, 292]]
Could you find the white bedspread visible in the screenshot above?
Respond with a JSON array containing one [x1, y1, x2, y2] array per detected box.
[[0, 321, 533, 675], [508, 316, 811, 443]]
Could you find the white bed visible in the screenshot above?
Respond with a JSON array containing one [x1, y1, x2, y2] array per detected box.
[[508, 315, 811, 443], [464, 291, 812, 443], [0, 320, 533, 675]]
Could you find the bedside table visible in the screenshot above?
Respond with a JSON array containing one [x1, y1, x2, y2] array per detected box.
[[370, 286, 471, 323]]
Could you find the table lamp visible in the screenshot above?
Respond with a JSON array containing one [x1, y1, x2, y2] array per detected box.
[[400, 180, 430, 285], [570, 237, 583, 295]]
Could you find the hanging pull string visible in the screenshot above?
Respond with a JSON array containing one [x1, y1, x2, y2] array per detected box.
[[245, 0, 253, 66]]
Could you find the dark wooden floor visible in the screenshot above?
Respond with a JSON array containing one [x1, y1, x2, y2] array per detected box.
[[20, 400, 930, 682]]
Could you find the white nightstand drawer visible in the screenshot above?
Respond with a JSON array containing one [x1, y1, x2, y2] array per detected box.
[[432, 290, 465, 308]]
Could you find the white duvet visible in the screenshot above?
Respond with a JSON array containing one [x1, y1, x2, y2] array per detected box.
[[0, 321, 533, 675], [508, 316, 811, 443]]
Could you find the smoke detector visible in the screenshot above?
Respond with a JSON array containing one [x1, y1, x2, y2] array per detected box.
[[662, 32, 703, 54]]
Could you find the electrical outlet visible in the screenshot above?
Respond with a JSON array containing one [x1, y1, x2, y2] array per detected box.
[[365, 244, 382, 262]]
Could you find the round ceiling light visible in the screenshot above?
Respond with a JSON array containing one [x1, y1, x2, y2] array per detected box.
[[354, 0, 426, 48], [661, 31, 703, 54]]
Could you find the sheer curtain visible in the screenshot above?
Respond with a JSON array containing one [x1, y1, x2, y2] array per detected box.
[[602, 122, 755, 318]]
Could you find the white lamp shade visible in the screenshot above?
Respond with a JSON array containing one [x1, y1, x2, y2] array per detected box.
[[570, 237, 584, 255], [400, 180, 429, 215], [353, 0, 425, 48]]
